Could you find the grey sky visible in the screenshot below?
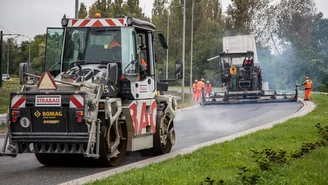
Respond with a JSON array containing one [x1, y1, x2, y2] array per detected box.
[[0, 0, 327, 43]]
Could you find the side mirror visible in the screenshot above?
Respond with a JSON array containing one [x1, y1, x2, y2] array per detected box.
[[19, 63, 28, 85], [158, 68, 164, 79], [107, 63, 118, 86], [175, 61, 183, 79], [158, 32, 168, 49]]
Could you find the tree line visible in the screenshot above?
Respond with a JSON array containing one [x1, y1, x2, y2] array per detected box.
[[1, 0, 328, 91]]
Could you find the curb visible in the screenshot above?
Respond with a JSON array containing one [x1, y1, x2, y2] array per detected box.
[[59, 100, 314, 185], [177, 104, 200, 111]]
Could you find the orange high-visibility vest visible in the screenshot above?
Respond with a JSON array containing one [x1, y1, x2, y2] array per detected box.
[[207, 83, 213, 92], [305, 80, 312, 89], [141, 58, 147, 68], [192, 83, 196, 90], [196, 81, 204, 91], [110, 40, 121, 48]]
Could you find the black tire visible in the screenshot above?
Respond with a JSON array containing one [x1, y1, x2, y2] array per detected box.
[[96, 121, 127, 167], [152, 108, 174, 155]]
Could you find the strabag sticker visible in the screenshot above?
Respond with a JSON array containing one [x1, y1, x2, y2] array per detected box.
[[35, 95, 61, 107]]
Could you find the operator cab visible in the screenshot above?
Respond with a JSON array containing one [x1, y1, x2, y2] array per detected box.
[[42, 16, 176, 99]]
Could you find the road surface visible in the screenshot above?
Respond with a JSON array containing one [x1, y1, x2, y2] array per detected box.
[[0, 102, 301, 185]]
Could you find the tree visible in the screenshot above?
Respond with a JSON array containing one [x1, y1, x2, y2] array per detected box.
[[225, 0, 270, 35], [30, 34, 46, 74], [111, 0, 124, 17], [78, 2, 88, 18], [124, 0, 143, 18], [88, 0, 112, 18]]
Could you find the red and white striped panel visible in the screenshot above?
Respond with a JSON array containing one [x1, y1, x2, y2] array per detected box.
[[11, 95, 26, 108], [69, 95, 84, 108], [68, 18, 126, 27]]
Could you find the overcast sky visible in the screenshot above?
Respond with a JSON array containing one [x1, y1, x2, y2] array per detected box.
[[0, 0, 327, 43]]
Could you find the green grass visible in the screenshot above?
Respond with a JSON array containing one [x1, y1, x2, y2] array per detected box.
[[0, 78, 21, 114], [87, 94, 328, 185], [166, 90, 198, 109], [0, 78, 21, 133]]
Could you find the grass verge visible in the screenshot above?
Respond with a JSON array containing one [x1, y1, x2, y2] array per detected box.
[[87, 94, 328, 185], [0, 78, 21, 133], [0, 78, 22, 134], [0, 78, 21, 114], [166, 90, 198, 109]]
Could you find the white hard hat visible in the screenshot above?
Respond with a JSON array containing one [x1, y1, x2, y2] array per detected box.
[[207, 81, 209, 83]]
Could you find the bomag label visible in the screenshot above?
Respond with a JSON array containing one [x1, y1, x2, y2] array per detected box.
[[42, 111, 62, 118]]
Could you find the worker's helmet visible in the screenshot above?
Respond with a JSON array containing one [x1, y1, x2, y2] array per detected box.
[[207, 81, 209, 83], [201, 78, 204, 81], [306, 76, 309, 79], [195, 80, 198, 82]]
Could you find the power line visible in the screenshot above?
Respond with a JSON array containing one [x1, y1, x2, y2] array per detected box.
[[0, 25, 17, 34]]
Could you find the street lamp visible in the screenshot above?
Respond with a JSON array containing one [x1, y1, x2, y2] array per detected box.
[[182, 0, 186, 103], [166, 4, 183, 79], [3, 34, 20, 75], [3, 34, 31, 72], [190, 0, 194, 93], [1, 33, 32, 84]]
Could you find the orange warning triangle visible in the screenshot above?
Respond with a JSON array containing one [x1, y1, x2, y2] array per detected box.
[[37, 72, 57, 90]]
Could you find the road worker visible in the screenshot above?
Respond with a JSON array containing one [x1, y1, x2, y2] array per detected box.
[[192, 80, 198, 101], [301, 76, 312, 101], [196, 78, 205, 103], [110, 33, 121, 49], [139, 58, 148, 80], [205, 81, 213, 97], [137, 46, 148, 80], [109, 33, 125, 80], [109, 32, 122, 61]]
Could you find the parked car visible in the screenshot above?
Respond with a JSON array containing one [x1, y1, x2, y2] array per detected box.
[[2, 74, 12, 82]]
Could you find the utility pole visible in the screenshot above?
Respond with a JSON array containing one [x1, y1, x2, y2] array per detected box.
[[166, 12, 169, 79], [2, 34, 21, 77], [0, 31, 3, 88], [7, 43, 9, 76], [190, 0, 194, 93], [181, 0, 186, 103], [75, 0, 79, 19]]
